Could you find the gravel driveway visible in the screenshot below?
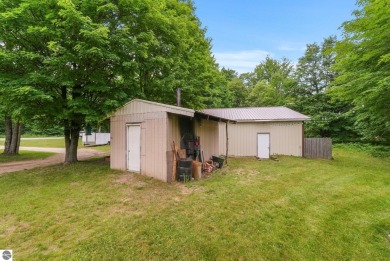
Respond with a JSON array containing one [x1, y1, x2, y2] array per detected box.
[[0, 146, 108, 175]]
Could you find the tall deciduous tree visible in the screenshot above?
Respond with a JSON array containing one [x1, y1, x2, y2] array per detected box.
[[227, 78, 248, 107], [219, 68, 248, 108], [0, 74, 49, 155], [289, 36, 357, 139], [295, 36, 337, 96], [2, 115, 22, 155], [246, 56, 296, 107], [0, 0, 219, 162], [333, 0, 390, 144]]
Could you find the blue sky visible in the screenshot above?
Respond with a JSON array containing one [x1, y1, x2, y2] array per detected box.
[[193, 0, 357, 74]]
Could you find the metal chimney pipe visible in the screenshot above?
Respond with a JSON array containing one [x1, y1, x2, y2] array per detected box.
[[177, 88, 181, 107]]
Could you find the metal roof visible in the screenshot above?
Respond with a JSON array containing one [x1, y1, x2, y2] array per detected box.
[[194, 111, 234, 123], [112, 99, 195, 117], [201, 107, 310, 122], [114, 99, 234, 122]]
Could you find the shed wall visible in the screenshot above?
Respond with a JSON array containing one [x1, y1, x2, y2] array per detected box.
[[142, 117, 167, 181], [219, 122, 303, 157], [167, 114, 181, 150], [195, 119, 220, 161], [218, 122, 227, 156], [110, 111, 168, 181]]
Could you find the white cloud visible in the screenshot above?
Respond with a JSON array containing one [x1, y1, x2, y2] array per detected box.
[[213, 50, 271, 74]]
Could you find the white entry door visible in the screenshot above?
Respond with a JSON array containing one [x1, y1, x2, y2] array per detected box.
[[257, 133, 270, 159], [127, 125, 141, 172]]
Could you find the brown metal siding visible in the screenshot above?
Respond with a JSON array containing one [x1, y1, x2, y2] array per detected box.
[[110, 115, 127, 170], [110, 111, 168, 182], [167, 114, 181, 149], [140, 125, 147, 175], [195, 119, 220, 161], [219, 122, 303, 157], [218, 122, 227, 156], [142, 118, 167, 181]]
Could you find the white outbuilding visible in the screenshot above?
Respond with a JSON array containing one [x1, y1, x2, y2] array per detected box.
[[202, 107, 310, 158]]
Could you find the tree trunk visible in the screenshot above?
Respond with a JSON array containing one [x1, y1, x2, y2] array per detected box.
[[3, 115, 12, 154], [64, 119, 81, 164], [3, 115, 22, 155]]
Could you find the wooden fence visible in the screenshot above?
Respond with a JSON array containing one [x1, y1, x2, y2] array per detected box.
[[304, 138, 332, 159]]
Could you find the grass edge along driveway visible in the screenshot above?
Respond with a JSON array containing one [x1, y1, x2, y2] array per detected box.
[[0, 150, 55, 164], [0, 145, 389, 260], [0, 137, 110, 152]]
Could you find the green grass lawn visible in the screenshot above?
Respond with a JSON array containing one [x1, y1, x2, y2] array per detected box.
[[0, 138, 64, 148], [83, 144, 111, 152], [20, 138, 71, 148], [0, 151, 55, 164], [0, 135, 64, 139], [0, 146, 389, 260], [0, 138, 110, 152], [0, 138, 78, 148]]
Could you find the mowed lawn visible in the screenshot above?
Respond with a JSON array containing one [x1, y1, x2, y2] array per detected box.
[[0, 137, 110, 151], [0, 146, 389, 260], [0, 151, 55, 164], [0, 137, 74, 148]]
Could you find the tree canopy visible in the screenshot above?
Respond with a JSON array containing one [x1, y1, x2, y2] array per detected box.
[[0, 0, 221, 161], [333, 0, 390, 144], [1, 0, 389, 154], [295, 36, 337, 96]]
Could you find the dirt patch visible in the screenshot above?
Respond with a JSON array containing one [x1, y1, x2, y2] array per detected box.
[[262, 175, 277, 181], [172, 196, 181, 202], [234, 168, 245, 175], [112, 173, 136, 185], [180, 185, 194, 195], [111, 173, 148, 190], [0, 222, 30, 238], [175, 183, 204, 195], [247, 169, 260, 176], [0, 225, 17, 238]]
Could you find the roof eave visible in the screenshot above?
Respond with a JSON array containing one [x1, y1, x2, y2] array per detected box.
[[133, 99, 195, 114], [111, 99, 195, 118], [236, 118, 310, 123], [195, 111, 236, 123]]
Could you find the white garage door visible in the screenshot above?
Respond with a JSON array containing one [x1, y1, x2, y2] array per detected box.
[[127, 124, 141, 172], [257, 133, 270, 159]]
